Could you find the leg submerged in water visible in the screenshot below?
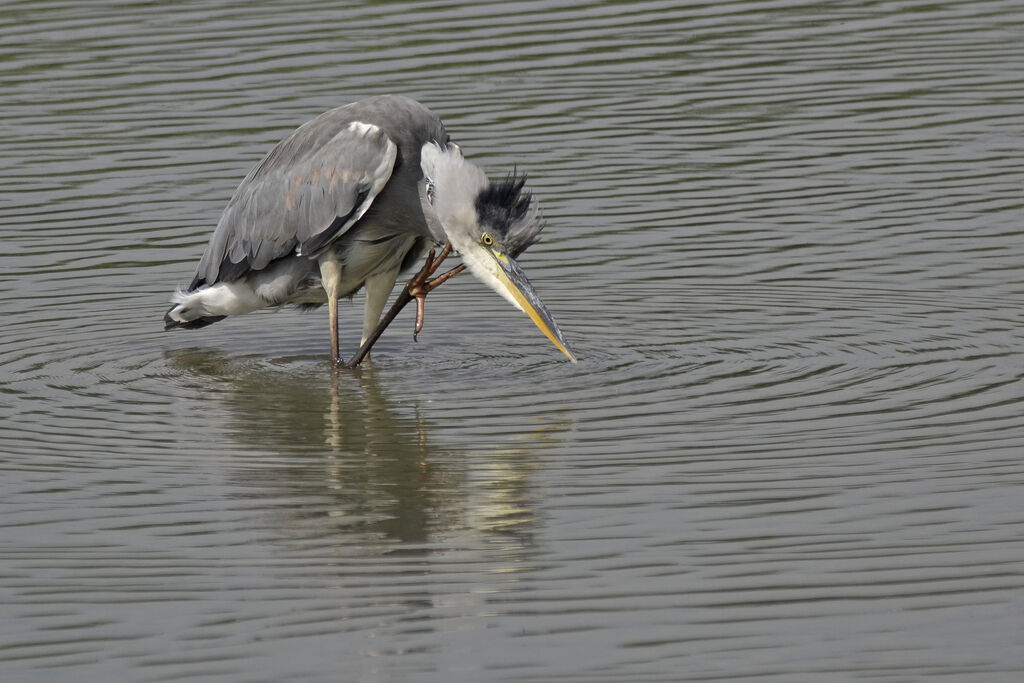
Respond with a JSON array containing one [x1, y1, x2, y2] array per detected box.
[[359, 268, 402, 362], [319, 257, 343, 364], [343, 243, 464, 368]]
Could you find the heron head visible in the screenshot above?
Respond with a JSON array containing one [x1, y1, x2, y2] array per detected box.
[[420, 142, 576, 362]]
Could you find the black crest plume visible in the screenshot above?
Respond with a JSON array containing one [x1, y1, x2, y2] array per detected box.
[[474, 171, 542, 257]]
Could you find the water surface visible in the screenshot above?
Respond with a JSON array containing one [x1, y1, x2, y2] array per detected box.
[[2, 1, 1024, 680]]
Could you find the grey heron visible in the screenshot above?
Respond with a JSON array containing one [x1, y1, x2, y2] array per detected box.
[[164, 95, 575, 365]]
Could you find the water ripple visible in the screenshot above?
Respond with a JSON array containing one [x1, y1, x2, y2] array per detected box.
[[3, 0, 1024, 680]]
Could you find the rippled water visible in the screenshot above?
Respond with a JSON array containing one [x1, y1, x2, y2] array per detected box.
[[3, 0, 1024, 680]]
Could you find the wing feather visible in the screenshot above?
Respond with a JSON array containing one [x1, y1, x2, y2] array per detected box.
[[189, 119, 397, 290]]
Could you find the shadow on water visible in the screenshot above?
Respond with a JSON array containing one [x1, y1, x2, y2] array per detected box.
[[164, 348, 554, 550]]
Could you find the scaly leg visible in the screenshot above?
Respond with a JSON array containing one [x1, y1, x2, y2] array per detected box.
[[328, 292, 339, 363], [409, 243, 463, 340], [319, 256, 343, 364], [342, 243, 464, 368], [360, 268, 402, 362]]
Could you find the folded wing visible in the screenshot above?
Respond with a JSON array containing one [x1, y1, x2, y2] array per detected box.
[[189, 119, 397, 290]]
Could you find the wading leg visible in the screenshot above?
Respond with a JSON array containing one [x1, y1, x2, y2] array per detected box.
[[343, 243, 464, 368]]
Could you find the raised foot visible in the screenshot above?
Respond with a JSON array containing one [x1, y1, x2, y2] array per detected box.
[[409, 243, 464, 340], [341, 243, 465, 368]]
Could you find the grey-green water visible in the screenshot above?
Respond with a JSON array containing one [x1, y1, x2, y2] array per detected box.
[[3, 1, 1024, 680]]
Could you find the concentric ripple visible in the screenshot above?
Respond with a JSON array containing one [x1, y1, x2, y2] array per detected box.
[[3, 0, 1024, 680]]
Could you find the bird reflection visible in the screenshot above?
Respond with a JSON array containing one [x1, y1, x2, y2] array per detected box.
[[164, 349, 560, 551]]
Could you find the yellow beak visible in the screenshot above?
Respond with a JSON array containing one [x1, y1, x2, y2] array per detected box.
[[488, 249, 577, 362]]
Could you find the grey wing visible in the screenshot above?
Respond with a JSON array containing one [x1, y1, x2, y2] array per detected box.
[[189, 121, 398, 290]]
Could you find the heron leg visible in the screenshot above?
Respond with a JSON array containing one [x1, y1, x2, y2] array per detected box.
[[319, 256, 343, 364], [342, 243, 464, 368], [408, 243, 464, 340], [328, 293, 340, 363], [360, 268, 402, 361]]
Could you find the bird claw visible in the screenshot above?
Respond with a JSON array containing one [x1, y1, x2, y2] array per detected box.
[[413, 294, 426, 342], [341, 242, 465, 367], [407, 243, 463, 341]]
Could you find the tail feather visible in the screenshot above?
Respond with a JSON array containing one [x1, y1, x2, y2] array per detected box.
[[163, 282, 263, 331], [164, 307, 225, 330], [163, 287, 226, 331]]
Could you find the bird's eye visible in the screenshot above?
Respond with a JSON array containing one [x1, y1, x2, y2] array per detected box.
[[481, 233, 494, 246]]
